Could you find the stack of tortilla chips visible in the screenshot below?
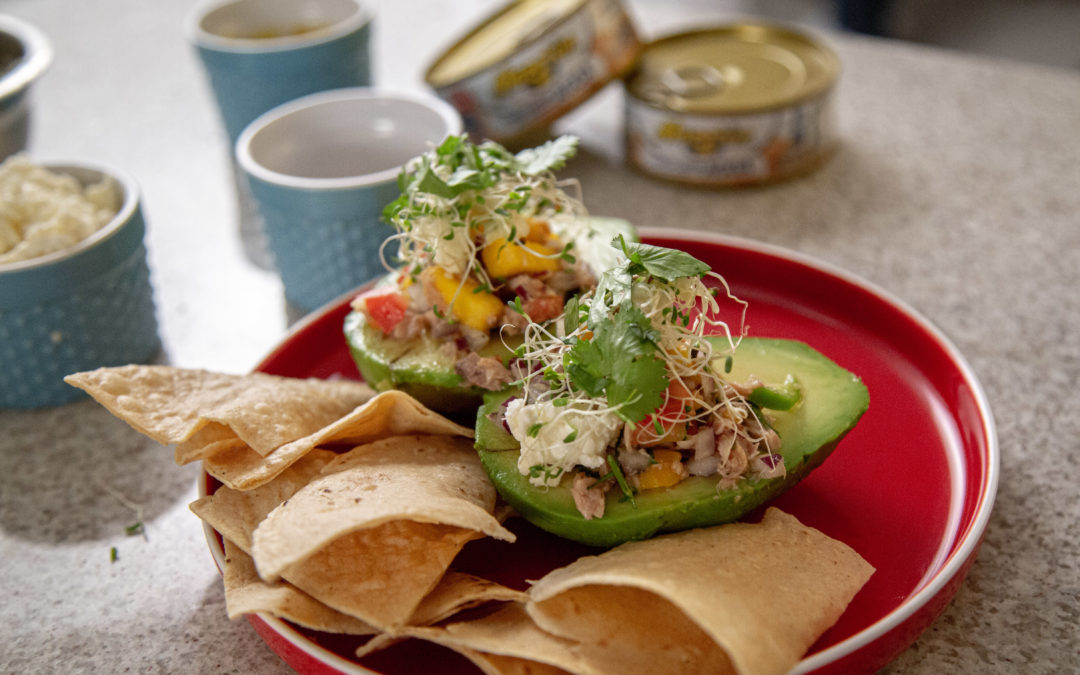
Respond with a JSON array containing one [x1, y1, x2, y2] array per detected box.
[[67, 366, 874, 675]]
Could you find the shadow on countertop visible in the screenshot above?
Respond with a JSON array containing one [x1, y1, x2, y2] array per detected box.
[[0, 398, 197, 545]]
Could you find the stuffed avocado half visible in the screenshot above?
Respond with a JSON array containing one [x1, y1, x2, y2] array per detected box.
[[474, 239, 869, 547], [343, 134, 637, 413]]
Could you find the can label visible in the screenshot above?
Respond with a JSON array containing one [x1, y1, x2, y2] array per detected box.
[[433, 0, 638, 144], [626, 92, 836, 185]]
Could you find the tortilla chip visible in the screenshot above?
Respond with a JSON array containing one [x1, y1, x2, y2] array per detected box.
[[369, 609, 578, 673], [409, 572, 528, 627], [526, 508, 875, 675], [352, 571, 529, 659], [252, 435, 514, 582], [64, 366, 375, 456], [475, 653, 573, 675], [200, 389, 473, 491], [282, 520, 481, 629], [194, 454, 485, 630], [354, 634, 401, 660], [190, 449, 336, 553], [398, 604, 598, 674], [288, 389, 473, 447], [200, 441, 314, 492], [193, 436, 520, 633], [221, 538, 377, 636], [175, 422, 246, 464]]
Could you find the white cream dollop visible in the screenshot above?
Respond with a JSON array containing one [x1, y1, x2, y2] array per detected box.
[[505, 397, 623, 487]]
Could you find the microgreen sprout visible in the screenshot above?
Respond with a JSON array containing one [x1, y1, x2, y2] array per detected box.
[[380, 134, 585, 314]]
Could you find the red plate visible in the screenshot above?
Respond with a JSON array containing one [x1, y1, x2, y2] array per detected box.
[[201, 228, 998, 674]]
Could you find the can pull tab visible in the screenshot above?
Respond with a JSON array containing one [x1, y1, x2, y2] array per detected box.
[[660, 64, 728, 99]]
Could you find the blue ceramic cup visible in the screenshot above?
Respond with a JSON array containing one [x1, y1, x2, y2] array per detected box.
[[0, 15, 52, 160], [0, 162, 160, 408], [235, 88, 463, 312], [187, 0, 373, 269], [187, 0, 372, 145]]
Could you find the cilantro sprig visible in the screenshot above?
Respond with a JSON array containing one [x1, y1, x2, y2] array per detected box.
[[590, 236, 711, 325], [564, 304, 668, 424], [383, 134, 579, 225]]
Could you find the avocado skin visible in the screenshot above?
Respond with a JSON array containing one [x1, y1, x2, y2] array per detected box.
[[474, 338, 869, 547]]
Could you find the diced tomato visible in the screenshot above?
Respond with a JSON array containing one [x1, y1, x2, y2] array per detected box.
[[631, 379, 692, 445], [522, 293, 564, 323], [360, 289, 410, 334]]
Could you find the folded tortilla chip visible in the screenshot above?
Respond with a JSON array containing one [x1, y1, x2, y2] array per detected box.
[[190, 449, 336, 552], [409, 572, 528, 627], [64, 366, 375, 457], [175, 422, 246, 464], [252, 435, 515, 582], [201, 389, 474, 491], [526, 508, 875, 675], [196, 460, 483, 631], [473, 653, 572, 675], [397, 603, 598, 674], [354, 571, 529, 659], [284, 519, 481, 629], [193, 436, 520, 632], [221, 538, 377, 636]]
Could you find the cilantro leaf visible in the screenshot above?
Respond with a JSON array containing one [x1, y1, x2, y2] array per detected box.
[[589, 265, 632, 326], [565, 304, 668, 423], [588, 238, 711, 324], [617, 237, 710, 281], [513, 135, 579, 175]]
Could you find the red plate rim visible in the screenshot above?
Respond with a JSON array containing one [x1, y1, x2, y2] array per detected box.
[[200, 227, 999, 673]]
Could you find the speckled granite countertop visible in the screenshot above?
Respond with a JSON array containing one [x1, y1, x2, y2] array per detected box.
[[1, 1, 1077, 673]]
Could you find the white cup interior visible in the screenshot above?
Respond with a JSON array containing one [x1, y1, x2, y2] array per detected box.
[[238, 90, 462, 188], [195, 0, 363, 46]]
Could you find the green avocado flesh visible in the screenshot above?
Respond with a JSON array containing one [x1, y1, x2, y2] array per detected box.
[[343, 217, 637, 415], [344, 308, 516, 414], [474, 337, 869, 547]]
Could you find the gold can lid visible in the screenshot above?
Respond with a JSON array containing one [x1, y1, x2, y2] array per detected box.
[[627, 24, 839, 114], [427, 0, 587, 87]]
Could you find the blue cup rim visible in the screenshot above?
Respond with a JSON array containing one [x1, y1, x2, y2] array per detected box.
[[185, 0, 372, 54], [0, 159, 141, 275], [234, 87, 464, 192], [0, 15, 53, 101]]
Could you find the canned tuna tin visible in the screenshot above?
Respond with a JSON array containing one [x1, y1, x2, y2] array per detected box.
[[625, 24, 840, 187], [426, 0, 639, 147]]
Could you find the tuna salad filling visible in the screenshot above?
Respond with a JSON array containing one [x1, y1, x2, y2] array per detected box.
[[487, 239, 794, 520], [352, 134, 626, 390]]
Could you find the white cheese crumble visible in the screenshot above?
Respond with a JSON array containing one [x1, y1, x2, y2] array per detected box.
[[505, 397, 623, 487], [0, 155, 120, 265]]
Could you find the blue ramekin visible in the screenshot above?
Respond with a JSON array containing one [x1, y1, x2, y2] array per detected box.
[[0, 162, 160, 408]]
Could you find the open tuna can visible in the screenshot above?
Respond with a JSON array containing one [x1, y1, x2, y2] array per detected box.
[[425, 0, 639, 148], [624, 24, 840, 187]]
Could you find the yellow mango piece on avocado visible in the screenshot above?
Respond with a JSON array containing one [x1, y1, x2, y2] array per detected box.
[[481, 238, 560, 279], [637, 449, 686, 490], [431, 267, 504, 332]]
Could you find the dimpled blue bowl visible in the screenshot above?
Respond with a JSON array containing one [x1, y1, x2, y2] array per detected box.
[[0, 163, 160, 408]]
